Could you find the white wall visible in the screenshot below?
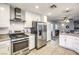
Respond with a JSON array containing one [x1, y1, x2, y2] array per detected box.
[[66, 20, 74, 31], [60, 20, 74, 32], [51, 23, 55, 37], [50, 21, 60, 37], [47, 22, 53, 41]]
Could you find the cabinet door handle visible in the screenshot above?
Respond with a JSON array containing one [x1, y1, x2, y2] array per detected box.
[[75, 48, 79, 50], [65, 39, 66, 42], [8, 47, 9, 51]]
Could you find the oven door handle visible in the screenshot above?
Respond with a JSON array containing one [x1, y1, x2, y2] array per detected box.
[[13, 39, 28, 44]]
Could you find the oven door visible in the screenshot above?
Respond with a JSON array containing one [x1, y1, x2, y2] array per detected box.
[[12, 39, 28, 53]]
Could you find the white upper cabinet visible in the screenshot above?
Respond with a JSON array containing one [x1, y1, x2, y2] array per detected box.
[[25, 12, 42, 27], [0, 4, 10, 28]]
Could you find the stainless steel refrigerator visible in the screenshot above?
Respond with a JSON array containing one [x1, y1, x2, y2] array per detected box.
[[31, 21, 47, 49]]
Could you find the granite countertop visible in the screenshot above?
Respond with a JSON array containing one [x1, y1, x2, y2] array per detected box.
[[25, 32, 35, 36], [0, 34, 10, 42], [60, 33, 79, 38]]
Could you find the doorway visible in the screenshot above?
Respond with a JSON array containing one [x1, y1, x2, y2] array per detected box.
[[51, 22, 60, 41]]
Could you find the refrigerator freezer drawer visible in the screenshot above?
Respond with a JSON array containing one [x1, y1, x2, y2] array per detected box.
[[36, 39, 47, 49]]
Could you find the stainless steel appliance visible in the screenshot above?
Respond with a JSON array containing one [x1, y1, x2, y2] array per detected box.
[[14, 8, 21, 20], [9, 32, 29, 55], [31, 21, 47, 49]]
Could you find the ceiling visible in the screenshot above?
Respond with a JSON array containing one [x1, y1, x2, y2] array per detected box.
[[9, 3, 79, 21]]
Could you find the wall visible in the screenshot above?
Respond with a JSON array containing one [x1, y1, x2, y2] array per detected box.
[[66, 20, 74, 31], [50, 21, 60, 37], [47, 22, 54, 41], [47, 22, 51, 41], [47, 21, 59, 41], [60, 20, 74, 33]]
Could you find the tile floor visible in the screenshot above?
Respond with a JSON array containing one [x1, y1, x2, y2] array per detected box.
[[28, 40, 78, 55]]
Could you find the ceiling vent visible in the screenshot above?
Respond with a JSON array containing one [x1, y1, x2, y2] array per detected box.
[[63, 8, 71, 13], [50, 4, 57, 8]]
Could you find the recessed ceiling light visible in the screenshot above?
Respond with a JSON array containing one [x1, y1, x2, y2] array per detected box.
[[66, 8, 69, 11], [44, 16, 47, 22], [0, 7, 5, 11], [64, 8, 70, 13], [61, 23, 65, 26], [35, 6, 39, 9]]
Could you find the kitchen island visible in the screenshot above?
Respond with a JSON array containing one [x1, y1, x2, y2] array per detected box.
[[59, 33, 79, 54]]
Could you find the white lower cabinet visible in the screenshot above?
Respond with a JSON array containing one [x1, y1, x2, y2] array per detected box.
[[0, 40, 11, 55], [72, 37, 79, 53], [66, 36, 73, 49], [59, 34, 79, 53], [29, 35, 35, 50], [0, 4, 10, 28], [73, 43, 79, 53], [59, 35, 66, 47]]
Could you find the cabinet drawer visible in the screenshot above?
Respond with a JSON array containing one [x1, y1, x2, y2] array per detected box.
[[0, 42, 10, 46], [13, 51, 20, 55], [73, 42, 79, 48], [0, 40, 11, 55], [0, 47, 11, 55]]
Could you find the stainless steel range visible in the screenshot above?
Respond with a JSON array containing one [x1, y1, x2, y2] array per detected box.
[[9, 32, 29, 55]]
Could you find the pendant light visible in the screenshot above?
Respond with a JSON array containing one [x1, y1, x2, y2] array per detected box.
[[64, 17, 70, 23]]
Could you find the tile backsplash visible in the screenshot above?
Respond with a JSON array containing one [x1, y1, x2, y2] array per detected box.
[[10, 22, 24, 32]]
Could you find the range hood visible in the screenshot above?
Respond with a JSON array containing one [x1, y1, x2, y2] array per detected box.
[[10, 7, 25, 22], [14, 7, 22, 21], [10, 6, 26, 22]]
